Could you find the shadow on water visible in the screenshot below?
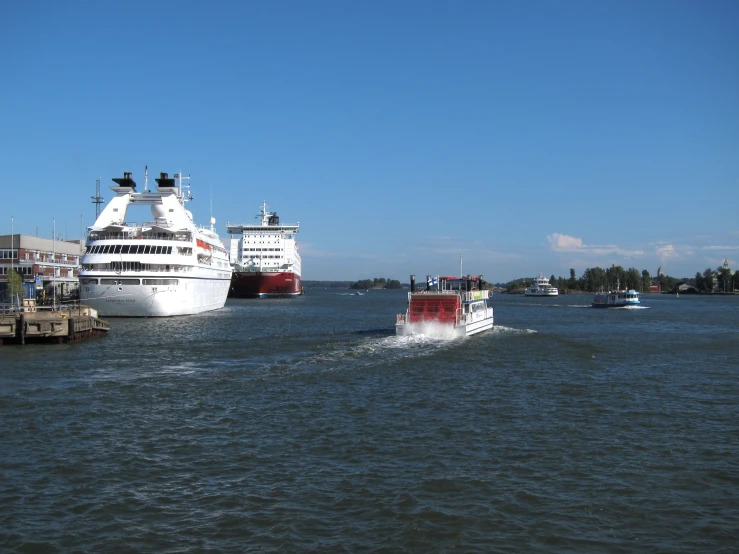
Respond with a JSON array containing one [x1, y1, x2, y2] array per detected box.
[[351, 328, 396, 337]]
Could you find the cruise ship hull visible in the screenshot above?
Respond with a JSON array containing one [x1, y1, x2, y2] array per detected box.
[[80, 276, 231, 317], [229, 271, 302, 298]]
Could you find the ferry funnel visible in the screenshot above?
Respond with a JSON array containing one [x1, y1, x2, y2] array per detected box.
[[112, 172, 136, 190]]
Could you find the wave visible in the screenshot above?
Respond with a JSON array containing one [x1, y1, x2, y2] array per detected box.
[[492, 325, 537, 335]]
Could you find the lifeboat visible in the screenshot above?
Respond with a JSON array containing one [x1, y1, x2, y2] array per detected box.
[[196, 238, 212, 264]]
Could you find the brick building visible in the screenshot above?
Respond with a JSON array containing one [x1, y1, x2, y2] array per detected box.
[[0, 234, 83, 300]]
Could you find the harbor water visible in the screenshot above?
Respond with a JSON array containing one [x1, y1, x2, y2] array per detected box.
[[1, 290, 738, 552]]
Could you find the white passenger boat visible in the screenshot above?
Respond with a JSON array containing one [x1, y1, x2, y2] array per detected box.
[[79, 170, 232, 317], [524, 273, 559, 297], [396, 274, 494, 337], [591, 280, 640, 308]]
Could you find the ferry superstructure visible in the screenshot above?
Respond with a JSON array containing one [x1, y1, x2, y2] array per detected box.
[[227, 203, 302, 298], [524, 273, 559, 297], [396, 274, 494, 337], [79, 170, 232, 317]]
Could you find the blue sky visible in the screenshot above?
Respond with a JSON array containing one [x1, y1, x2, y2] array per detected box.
[[2, 1, 737, 282]]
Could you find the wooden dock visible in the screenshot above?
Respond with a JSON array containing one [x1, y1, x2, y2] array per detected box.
[[0, 300, 110, 345]]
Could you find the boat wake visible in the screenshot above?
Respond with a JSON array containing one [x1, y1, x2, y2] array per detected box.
[[289, 332, 458, 372], [492, 325, 537, 335], [399, 321, 459, 340]]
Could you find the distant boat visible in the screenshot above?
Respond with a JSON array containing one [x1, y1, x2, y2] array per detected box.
[[524, 273, 559, 297], [592, 279, 640, 308]]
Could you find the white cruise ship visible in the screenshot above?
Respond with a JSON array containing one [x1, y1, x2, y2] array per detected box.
[[79, 170, 232, 317]]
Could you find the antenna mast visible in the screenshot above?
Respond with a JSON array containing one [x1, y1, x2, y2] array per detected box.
[[91, 177, 104, 219], [210, 192, 215, 233], [176, 170, 191, 205], [53, 218, 56, 310]]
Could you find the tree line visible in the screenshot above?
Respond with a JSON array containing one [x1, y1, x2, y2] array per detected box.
[[504, 264, 739, 294], [350, 277, 403, 290]]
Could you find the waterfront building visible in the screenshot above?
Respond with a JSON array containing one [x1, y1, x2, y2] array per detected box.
[[0, 234, 83, 301]]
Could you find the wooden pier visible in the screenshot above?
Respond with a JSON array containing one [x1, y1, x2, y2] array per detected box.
[[0, 300, 109, 345]]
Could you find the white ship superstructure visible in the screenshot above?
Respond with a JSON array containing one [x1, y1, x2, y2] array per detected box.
[[79, 170, 232, 316], [524, 273, 559, 297]]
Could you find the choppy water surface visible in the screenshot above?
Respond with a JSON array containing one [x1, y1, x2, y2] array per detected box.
[[1, 290, 738, 552]]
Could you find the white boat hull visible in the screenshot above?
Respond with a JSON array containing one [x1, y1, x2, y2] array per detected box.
[[80, 276, 231, 317], [395, 315, 494, 337], [591, 287, 641, 308]]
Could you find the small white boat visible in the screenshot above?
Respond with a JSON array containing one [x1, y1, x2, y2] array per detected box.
[[396, 274, 493, 337], [524, 273, 559, 297]]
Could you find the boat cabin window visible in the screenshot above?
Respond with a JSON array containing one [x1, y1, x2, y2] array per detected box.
[[142, 278, 178, 285], [101, 278, 140, 285]]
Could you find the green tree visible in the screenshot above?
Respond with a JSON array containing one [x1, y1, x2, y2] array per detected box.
[[582, 267, 607, 292], [717, 264, 732, 293], [641, 269, 651, 293], [5, 268, 25, 305], [702, 268, 715, 292], [569, 268, 577, 290], [694, 271, 704, 291], [605, 264, 625, 290], [351, 279, 373, 290], [626, 268, 641, 290]]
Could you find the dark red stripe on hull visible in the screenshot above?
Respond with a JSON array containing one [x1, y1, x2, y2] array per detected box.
[[229, 272, 302, 298]]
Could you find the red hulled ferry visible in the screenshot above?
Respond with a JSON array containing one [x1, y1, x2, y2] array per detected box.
[[226, 203, 302, 298]]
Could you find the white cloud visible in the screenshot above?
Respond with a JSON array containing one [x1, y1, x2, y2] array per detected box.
[[547, 233, 583, 252], [701, 245, 739, 251], [547, 233, 643, 257], [656, 244, 679, 260]]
